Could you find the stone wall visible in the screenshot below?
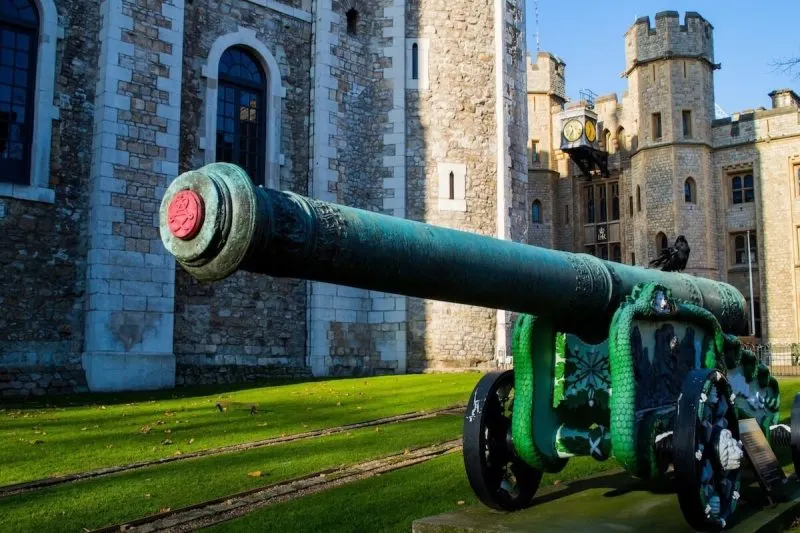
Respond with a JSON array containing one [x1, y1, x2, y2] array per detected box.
[[174, 0, 313, 384], [0, 0, 100, 396], [406, 0, 500, 371]]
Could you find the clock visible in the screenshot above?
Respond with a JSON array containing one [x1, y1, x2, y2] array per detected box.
[[585, 120, 596, 142], [563, 120, 583, 142]]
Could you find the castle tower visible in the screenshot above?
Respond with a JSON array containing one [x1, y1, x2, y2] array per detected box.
[[307, 0, 530, 374], [624, 12, 718, 276], [404, 0, 530, 370]]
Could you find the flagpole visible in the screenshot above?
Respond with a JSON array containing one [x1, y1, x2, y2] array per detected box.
[[746, 230, 755, 336]]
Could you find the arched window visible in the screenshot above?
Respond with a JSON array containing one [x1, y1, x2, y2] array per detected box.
[[636, 185, 641, 212], [0, 0, 39, 185], [617, 126, 627, 151], [532, 199, 542, 223], [346, 8, 358, 35], [411, 43, 418, 80], [215, 46, 266, 184], [603, 128, 612, 153], [684, 177, 696, 203], [657, 232, 668, 253]]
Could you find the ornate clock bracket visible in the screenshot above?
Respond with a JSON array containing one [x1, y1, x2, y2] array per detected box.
[[559, 110, 609, 181]]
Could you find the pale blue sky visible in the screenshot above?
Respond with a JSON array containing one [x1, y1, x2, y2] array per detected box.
[[525, 1, 800, 114]]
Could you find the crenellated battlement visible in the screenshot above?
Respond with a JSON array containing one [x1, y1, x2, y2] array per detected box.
[[527, 51, 566, 101], [624, 11, 715, 74]]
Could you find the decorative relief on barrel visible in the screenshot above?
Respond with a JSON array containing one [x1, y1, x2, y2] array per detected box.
[[718, 284, 746, 333], [565, 253, 612, 312], [307, 198, 348, 263], [678, 275, 703, 307]]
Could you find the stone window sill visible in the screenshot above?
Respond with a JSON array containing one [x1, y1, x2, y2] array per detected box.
[[438, 199, 466, 212], [0, 182, 55, 204]]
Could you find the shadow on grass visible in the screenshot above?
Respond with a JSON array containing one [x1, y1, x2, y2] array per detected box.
[[1, 376, 349, 410]]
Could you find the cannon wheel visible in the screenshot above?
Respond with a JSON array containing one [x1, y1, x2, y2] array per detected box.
[[791, 393, 800, 476], [463, 370, 543, 511], [674, 369, 742, 531]]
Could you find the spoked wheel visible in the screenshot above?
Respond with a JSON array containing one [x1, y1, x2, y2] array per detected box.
[[675, 369, 743, 531], [463, 370, 543, 511]]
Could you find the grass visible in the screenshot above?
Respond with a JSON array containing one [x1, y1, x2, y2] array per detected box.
[[0, 373, 480, 486], [208, 376, 800, 533], [206, 452, 622, 533], [0, 414, 462, 533]]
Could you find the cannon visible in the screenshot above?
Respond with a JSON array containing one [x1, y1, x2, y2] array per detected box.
[[160, 163, 800, 531]]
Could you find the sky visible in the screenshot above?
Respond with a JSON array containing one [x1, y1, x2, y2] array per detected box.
[[525, 1, 800, 114]]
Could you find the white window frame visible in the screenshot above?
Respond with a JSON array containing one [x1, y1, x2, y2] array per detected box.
[[200, 27, 285, 188], [405, 38, 429, 90], [0, 0, 60, 203], [437, 162, 466, 211]]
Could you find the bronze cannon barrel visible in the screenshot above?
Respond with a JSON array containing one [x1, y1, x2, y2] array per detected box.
[[159, 163, 748, 342]]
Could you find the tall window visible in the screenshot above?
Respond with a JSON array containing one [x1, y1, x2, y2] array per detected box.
[[583, 181, 621, 260], [682, 110, 692, 138], [215, 46, 266, 184], [684, 177, 696, 203], [0, 0, 39, 185], [731, 172, 754, 204], [603, 129, 612, 153], [563, 204, 569, 224], [528, 140, 539, 167], [532, 200, 542, 223], [636, 185, 641, 212], [448, 171, 455, 200], [794, 164, 800, 197], [617, 126, 627, 151], [411, 43, 418, 80], [651, 112, 662, 140], [732, 232, 757, 265], [346, 8, 358, 35], [656, 232, 668, 254]]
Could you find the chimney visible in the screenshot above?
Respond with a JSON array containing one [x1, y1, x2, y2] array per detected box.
[[768, 89, 800, 109]]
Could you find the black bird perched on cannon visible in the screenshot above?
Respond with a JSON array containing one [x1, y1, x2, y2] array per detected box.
[[649, 235, 690, 272]]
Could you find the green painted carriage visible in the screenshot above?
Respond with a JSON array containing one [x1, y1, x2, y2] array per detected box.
[[159, 163, 800, 531]]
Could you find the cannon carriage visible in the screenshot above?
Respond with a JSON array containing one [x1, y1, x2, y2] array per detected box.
[[160, 163, 800, 531]]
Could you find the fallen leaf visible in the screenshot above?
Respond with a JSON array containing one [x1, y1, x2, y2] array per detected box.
[[403, 448, 410, 455], [29, 440, 44, 445], [553, 480, 562, 486], [81, 427, 88, 431], [257, 423, 268, 427], [100, 406, 106, 410], [248, 471, 262, 477], [139, 425, 152, 434], [144, 494, 151, 499], [457, 501, 465, 505], [163, 429, 172, 434], [375, 427, 380, 432], [173, 450, 182, 456], [105, 444, 113, 449], [159, 507, 171, 513], [162, 439, 172, 445], [336, 401, 342, 406], [187, 438, 195, 444]]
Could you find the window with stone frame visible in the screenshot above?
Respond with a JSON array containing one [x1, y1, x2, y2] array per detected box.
[[682, 110, 692, 138], [651, 112, 662, 140], [0, 0, 38, 185], [730, 172, 754, 204], [656, 232, 668, 254], [794, 163, 800, 197], [684, 177, 696, 203], [346, 8, 358, 35], [215, 46, 266, 185], [583, 180, 621, 261], [532, 199, 542, 223], [731, 231, 757, 265], [636, 185, 641, 212], [411, 43, 418, 80], [528, 140, 539, 167]]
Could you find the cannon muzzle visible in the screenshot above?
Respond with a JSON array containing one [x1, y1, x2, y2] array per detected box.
[[159, 163, 748, 342]]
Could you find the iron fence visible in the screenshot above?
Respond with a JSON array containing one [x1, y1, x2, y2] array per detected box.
[[746, 343, 800, 377]]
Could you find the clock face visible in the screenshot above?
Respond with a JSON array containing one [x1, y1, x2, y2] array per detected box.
[[585, 120, 596, 142], [563, 120, 583, 142]]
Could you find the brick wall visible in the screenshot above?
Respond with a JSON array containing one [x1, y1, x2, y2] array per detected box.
[[0, 0, 100, 397], [174, 0, 313, 385]]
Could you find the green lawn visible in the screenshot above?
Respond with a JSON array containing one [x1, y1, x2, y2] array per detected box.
[[0, 414, 462, 533], [0, 373, 480, 486], [206, 452, 622, 533]]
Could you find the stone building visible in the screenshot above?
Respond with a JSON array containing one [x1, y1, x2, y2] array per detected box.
[[0, 0, 529, 395], [527, 11, 800, 346]]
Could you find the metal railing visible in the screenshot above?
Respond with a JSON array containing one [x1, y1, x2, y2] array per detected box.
[[747, 343, 800, 376]]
